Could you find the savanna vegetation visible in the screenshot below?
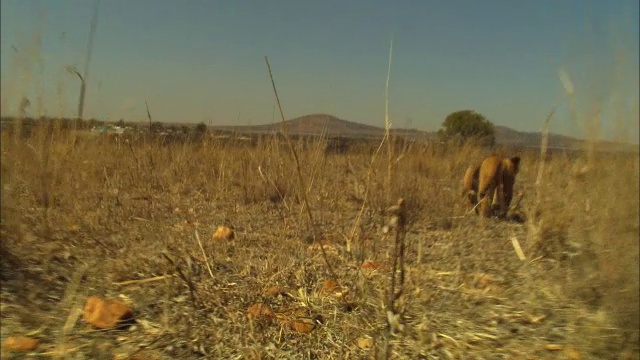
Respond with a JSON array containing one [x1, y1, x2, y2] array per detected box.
[[1, 9, 638, 357], [1, 115, 638, 359]]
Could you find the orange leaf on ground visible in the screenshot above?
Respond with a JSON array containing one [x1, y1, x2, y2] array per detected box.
[[83, 296, 133, 329], [290, 319, 315, 333], [2, 336, 38, 352], [246, 303, 275, 322], [212, 226, 234, 241], [320, 279, 340, 294]]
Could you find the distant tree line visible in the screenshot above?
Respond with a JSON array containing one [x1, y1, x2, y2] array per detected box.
[[1, 116, 106, 130], [2, 110, 499, 149], [1, 116, 212, 135]]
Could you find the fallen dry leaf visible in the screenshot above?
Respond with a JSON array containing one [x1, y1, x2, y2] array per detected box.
[[246, 303, 275, 322], [545, 344, 563, 351], [361, 260, 385, 270], [83, 296, 133, 329], [320, 279, 341, 294], [2, 336, 39, 352], [357, 336, 374, 350], [212, 226, 234, 241], [290, 318, 315, 333], [264, 286, 287, 297]]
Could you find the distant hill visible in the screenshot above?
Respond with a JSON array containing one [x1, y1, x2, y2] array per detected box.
[[214, 114, 384, 137], [494, 125, 583, 149], [213, 114, 383, 137], [211, 113, 637, 151], [212, 114, 432, 140], [494, 125, 638, 152]]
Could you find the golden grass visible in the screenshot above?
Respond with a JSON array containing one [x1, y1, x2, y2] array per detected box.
[[2, 8, 638, 357], [1, 122, 638, 358]]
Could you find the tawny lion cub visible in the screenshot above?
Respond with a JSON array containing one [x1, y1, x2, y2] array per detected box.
[[463, 155, 520, 218]]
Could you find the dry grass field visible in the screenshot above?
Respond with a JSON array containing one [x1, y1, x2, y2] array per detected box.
[[1, 121, 638, 359]]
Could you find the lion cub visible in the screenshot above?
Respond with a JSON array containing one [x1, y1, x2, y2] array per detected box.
[[463, 154, 520, 218]]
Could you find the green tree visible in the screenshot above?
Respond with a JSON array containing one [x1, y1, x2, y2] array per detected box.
[[437, 110, 495, 146]]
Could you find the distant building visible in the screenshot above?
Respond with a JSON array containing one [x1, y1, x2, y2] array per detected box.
[[91, 125, 125, 135]]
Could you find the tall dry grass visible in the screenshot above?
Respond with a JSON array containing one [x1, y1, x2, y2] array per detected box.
[[1, 119, 637, 357]]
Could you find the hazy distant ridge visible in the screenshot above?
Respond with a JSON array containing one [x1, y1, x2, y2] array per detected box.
[[212, 113, 637, 150]]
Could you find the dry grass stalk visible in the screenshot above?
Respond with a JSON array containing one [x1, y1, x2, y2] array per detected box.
[[257, 165, 290, 211], [534, 107, 556, 205], [113, 275, 173, 286], [347, 129, 389, 253], [384, 36, 394, 205], [264, 56, 349, 308], [161, 251, 199, 309], [526, 107, 556, 248], [450, 196, 485, 219], [348, 37, 395, 252], [510, 236, 526, 261], [195, 229, 215, 279], [57, 264, 89, 360], [145, 100, 153, 130]]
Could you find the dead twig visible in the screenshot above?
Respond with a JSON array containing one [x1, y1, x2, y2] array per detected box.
[[162, 251, 199, 309], [450, 196, 487, 219], [113, 275, 175, 286], [195, 229, 215, 279], [145, 100, 153, 130]]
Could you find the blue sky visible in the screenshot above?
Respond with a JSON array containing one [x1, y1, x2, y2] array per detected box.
[[1, 0, 638, 142]]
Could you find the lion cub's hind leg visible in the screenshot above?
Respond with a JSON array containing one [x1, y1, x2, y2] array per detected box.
[[463, 165, 481, 213], [479, 182, 497, 217], [493, 182, 507, 218], [477, 155, 502, 218]]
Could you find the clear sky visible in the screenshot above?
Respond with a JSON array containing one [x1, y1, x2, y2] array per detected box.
[[1, 0, 638, 142]]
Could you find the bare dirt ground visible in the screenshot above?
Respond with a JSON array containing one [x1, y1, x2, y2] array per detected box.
[[1, 130, 638, 359]]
